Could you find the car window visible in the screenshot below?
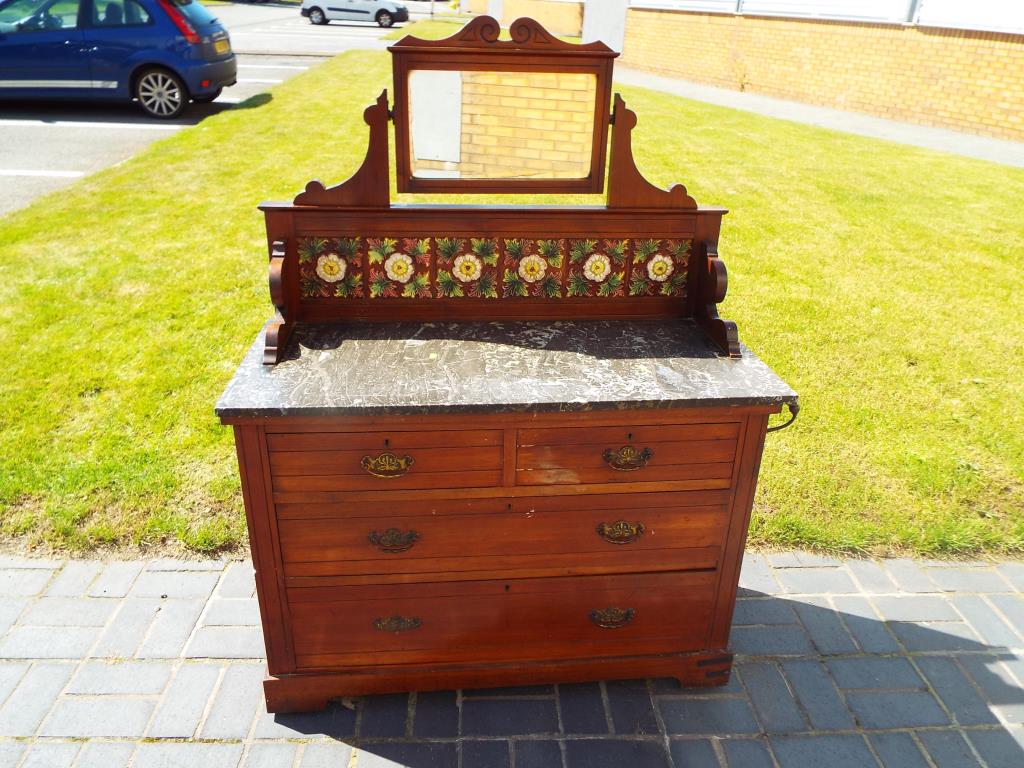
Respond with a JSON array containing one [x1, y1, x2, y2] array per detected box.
[[92, 0, 151, 26], [0, 0, 81, 33], [164, 0, 213, 26]]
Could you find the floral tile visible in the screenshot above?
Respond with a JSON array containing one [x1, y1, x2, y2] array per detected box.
[[501, 238, 564, 298], [367, 237, 432, 298], [629, 239, 691, 298], [566, 239, 628, 298], [298, 237, 363, 299], [436, 237, 499, 298]]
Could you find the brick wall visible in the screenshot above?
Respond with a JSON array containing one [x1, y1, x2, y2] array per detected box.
[[620, 9, 1024, 142], [501, 0, 583, 37], [467, 0, 487, 15]]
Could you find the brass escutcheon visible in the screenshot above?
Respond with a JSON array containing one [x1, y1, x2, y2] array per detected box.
[[602, 445, 653, 471], [596, 520, 646, 544], [361, 451, 415, 478], [590, 607, 635, 629], [369, 528, 420, 553], [373, 615, 422, 633]]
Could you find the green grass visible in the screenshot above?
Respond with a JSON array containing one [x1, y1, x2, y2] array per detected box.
[[1, 51, 1022, 556]]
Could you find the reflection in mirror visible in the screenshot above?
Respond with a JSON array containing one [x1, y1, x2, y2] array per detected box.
[[408, 70, 597, 180]]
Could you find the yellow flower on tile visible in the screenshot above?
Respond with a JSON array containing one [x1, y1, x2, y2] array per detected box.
[[518, 254, 547, 284], [453, 254, 482, 283], [647, 253, 674, 282], [384, 253, 414, 284], [583, 253, 611, 283], [315, 253, 347, 283]]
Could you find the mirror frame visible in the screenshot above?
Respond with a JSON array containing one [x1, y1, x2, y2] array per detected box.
[[389, 16, 618, 195]]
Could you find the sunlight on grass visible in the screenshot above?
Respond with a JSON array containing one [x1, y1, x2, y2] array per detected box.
[[0, 52, 1021, 555]]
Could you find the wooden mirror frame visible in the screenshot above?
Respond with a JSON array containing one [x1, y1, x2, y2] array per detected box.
[[389, 16, 618, 195]]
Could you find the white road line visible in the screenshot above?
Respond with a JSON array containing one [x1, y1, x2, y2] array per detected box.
[[0, 118, 181, 130], [237, 63, 310, 70], [0, 169, 85, 178], [236, 78, 285, 84]]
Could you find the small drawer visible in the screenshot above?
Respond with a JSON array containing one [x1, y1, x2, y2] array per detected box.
[[268, 429, 503, 492], [516, 422, 739, 486], [287, 570, 717, 669]]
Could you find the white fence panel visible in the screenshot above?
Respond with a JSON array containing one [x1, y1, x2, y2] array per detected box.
[[917, 0, 1024, 34]]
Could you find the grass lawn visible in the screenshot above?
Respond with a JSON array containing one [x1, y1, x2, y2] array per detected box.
[[1, 52, 1022, 556]]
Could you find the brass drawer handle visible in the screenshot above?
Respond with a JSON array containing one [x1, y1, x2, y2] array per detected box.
[[597, 520, 645, 544], [361, 451, 414, 478], [602, 445, 652, 471], [590, 607, 635, 629], [374, 615, 422, 633], [369, 528, 420, 553]]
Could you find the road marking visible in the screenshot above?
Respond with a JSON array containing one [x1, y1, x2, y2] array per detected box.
[[0, 119, 181, 130], [0, 170, 85, 178], [237, 63, 310, 70], [236, 78, 285, 84]]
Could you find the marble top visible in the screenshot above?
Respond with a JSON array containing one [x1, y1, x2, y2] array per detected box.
[[215, 319, 798, 418]]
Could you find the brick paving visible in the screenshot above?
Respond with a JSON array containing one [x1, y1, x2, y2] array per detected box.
[[0, 555, 1021, 767]]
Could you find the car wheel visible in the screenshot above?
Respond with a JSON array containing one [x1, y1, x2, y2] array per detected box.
[[376, 10, 393, 27], [192, 88, 222, 104], [135, 68, 187, 119], [309, 7, 327, 24]]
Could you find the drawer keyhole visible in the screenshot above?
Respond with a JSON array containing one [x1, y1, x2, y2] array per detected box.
[[384, 438, 390, 448]]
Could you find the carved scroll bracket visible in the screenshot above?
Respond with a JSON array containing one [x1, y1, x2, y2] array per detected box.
[[695, 241, 741, 358], [293, 90, 391, 208]]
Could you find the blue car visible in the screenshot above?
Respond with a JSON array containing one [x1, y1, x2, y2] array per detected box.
[[0, 0, 236, 118]]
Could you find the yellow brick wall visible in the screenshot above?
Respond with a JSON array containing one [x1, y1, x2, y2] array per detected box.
[[621, 9, 1024, 142], [467, 0, 487, 15], [502, 0, 583, 37]]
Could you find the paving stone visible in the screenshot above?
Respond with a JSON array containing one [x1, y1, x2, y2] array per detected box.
[[777, 568, 857, 595], [41, 696, 155, 737], [731, 624, 814, 655], [888, 620, 984, 652], [201, 598, 261, 626], [66, 660, 172, 695], [0, 599, 27, 636], [89, 598, 160, 658], [21, 597, 117, 628], [0, 569, 53, 597], [359, 692, 410, 737], [740, 662, 806, 733], [966, 728, 1024, 768], [185, 625, 264, 658], [460, 740, 510, 768], [463, 684, 553, 697], [995, 563, 1024, 592], [732, 598, 798, 626], [781, 660, 854, 730], [659, 697, 759, 734], [558, 682, 609, 734], [88, 562, 143, 598], [738, 553, 781, 595], [514, 739, 563, 768], [200, 663, 265, 739], [252, 701, 357, 739], [872, 595, 958, 622], [356, 743, 455, 768], [869, 732, 930, 768], [19, 741, 80, 768], [721, 738, 774, 768], [0, 626, 99, 658], [130, 571, 219, 599], [768, 552, 844, 568], [826, 657, 924, 690], [73, 741, 134, 768], [218, 561, 257, 598], [0, 663, 28, 707], [830, 596, 901, 653], [133, 742, 243, 768], [915, 656, 998, 725], [241, 743, 299, 768], [845, 560, 897, 593], [0, 742, 24, 768], [0, 663, 74, 735], [412, 690, 459, 737], [146, 559, 225, 572], [958, 654, 1024, 722], [926, 567, 1012, 594], [136, 599, 205, 658], [148, 663, 222, 737], [791, 598, 858, 654], [988, 595, 1024, 638], [845, 691, 949, 728], [564, 739, 669, 768], [604, 679, 658, 734], [916, 729, 981, 768], [770, 734, 877, 768], [952, 596, 1020, 647], [45, 561, 102, 597], [461, 698, 559, 736], [883, 559, 939, 593]]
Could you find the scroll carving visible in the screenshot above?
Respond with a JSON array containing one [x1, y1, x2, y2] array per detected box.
[[695, 241, 741, 358], [390, 15, 614, 55]]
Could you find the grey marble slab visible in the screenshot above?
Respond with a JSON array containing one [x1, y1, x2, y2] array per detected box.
[[215, 319, 798, 418]]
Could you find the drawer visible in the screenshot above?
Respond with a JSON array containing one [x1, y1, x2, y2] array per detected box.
[[287, 570, 717, 669], [516, 422, 740, 486], [278, 490, 731, 579], [268, 429, 503, 492]]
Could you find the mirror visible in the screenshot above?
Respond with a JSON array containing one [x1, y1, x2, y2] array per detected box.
[[408, 69, 598, 180]]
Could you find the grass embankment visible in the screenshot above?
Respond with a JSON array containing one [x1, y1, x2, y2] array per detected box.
[[1, 52, 1022, 556]]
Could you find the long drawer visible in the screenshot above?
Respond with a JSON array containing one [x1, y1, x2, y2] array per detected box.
[[278, 490, 729, 580], [287, 570, 717, 670]]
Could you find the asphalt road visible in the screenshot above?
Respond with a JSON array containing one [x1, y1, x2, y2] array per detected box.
[[0, 1, 433, 216]]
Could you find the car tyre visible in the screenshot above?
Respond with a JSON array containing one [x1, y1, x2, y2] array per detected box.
[[192, 88, 223, 104], [376, 10, 393, 27], [135, 67, 188, 119], [309, 7, 327, 24]]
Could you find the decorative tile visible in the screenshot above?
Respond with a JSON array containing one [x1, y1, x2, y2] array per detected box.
[[298, 237, 363, 299], [501, 238, 564, 298], [628, 238, 690, 297], [566, 239, 628, 297], [436, 237, 499, 298], [367, 237, 432, 298]]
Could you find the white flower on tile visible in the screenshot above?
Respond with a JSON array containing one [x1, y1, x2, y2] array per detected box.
[[453, 254, 482, 283], [384, 253, 414, 284], [583, 253, 611, 283], [647, 253, 674, 282], [315, 253, 347, 283], [517, 255, 547, 284]]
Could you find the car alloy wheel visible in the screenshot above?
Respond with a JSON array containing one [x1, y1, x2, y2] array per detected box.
[[377, 10, 393, 27], [136, 69, 186, 119], [309, 7, 326, 24]]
